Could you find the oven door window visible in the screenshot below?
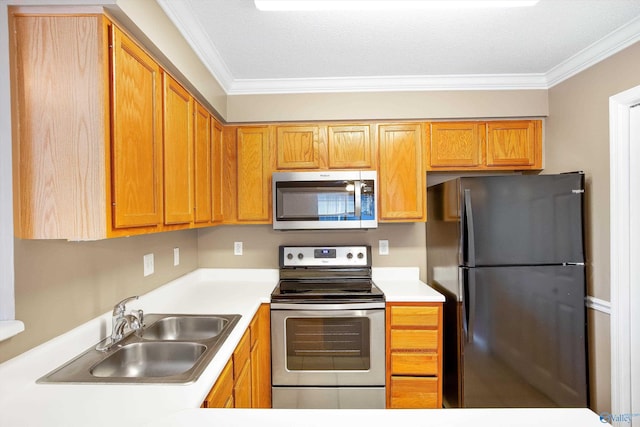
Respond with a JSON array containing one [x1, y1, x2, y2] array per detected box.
[[285, 317, 371, 371]]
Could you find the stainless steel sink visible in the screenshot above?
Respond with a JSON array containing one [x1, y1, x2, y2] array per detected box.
[[90, 342, 207, 378], [37, 313, 241, 384], [141, 315, 229, 341]]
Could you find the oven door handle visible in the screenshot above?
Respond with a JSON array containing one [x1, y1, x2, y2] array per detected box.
[[270, 302, 385, 310]]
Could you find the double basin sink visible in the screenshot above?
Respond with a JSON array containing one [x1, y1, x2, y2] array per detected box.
[[38, 313, 241, 384]]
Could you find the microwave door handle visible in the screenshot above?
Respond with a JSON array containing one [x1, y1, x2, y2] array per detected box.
[[354, 181, 362, 217]]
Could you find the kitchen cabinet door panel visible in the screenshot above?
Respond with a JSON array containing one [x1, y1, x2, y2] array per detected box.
[[162, 74, 194, 225], [194, 102, 212, 224], [429, 122, 483, 168], [211, 119, 224, 223], [486, 120, 539, 168], [275, 125, 320, 169], [378, 124, 425, 221], [327, 124, 373, 169], [236, 127, 271, 222], [111, 25, 163, 229]]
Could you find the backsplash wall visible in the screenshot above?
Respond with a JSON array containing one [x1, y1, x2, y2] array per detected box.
[[0, 229, 198, 363], [197, 223, 427, 280]]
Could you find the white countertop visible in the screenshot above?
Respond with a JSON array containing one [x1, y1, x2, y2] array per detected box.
[[0, 268, 604, 426], [149, 408, 606, 427]]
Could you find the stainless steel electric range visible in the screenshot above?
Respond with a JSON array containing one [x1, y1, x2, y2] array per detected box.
[[270, 245, 386, 409]]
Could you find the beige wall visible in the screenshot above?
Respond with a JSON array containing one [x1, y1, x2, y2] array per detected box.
[[0, 230, 198, 363], [198, 224, 428, 281], [227, 89, 548, 123], [545, 41, 640, 414]]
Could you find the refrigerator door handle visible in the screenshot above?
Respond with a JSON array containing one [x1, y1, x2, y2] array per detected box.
[[464, 268, 476, 344], [464, 189, 476, 267]]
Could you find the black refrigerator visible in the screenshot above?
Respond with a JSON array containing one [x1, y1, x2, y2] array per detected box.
[[426, 173, 588, 408]]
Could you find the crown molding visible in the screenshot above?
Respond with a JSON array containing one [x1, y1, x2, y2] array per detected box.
[[546, 15, 640, 88], [156, 0, 234, 92], [227, 74, 549, 95], [157, 1, 640, 95]]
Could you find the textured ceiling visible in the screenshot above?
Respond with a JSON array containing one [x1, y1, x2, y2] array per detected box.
[[158, 0, 640, 94]]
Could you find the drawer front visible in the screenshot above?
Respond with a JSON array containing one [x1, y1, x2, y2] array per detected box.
[[233, 329, 251, 379], [391, 352, 438, 376], [390, 376, 439, 408], [390, 306, 439, 327], [390, 329, 438, 351]]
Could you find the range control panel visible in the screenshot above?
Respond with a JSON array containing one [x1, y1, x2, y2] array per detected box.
[[280, 245, 370, 267]]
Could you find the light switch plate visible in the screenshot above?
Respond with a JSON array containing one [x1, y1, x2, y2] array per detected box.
[[379, 240, 389, 255], [234, 242, 243, 256], [173, 247, 180, 266], [143, 253, 154, 276]]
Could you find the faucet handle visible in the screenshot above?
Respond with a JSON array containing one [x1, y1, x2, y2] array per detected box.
[[113, 296, 139, 316]]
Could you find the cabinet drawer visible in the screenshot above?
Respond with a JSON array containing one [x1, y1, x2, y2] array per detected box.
[[203, 359, 233, 408], [390, 306, 439, 327], [389, 376, 439, 408], [390, 329, 438, 351], [391, 352, 438, 376], [233, 329, 251, 379]]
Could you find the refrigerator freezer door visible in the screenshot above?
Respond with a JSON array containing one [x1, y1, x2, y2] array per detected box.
[[462, 265, 587, 408], [460, 173, 585, 266]]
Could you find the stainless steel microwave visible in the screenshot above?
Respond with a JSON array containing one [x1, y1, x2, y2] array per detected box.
[[272, 171, 378, 230]]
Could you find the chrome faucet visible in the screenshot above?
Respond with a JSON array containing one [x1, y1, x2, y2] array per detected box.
[[96, 296, 144, 352]]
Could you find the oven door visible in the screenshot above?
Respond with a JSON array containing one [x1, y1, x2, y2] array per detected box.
[[271, 305, 385, 387]]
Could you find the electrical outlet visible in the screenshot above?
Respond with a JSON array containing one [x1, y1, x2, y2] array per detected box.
[[234, 241, 243, 256], [379, 240, 389, 255], [173, 247, 180, 266], [143, 253, 154, 276]]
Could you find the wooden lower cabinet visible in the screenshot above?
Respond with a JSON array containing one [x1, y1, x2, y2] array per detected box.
[[202, 359, 234, 408], [386, 302, 443, 409], [202, 304, 271, 409]]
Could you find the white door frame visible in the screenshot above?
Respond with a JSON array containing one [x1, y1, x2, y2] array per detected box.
[[609, 84, 640, 419]]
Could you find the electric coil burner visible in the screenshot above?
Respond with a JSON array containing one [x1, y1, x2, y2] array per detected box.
[[270, 245, 386, 409]]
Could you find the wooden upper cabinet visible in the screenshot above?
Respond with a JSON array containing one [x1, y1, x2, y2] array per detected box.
[[429, 122, 484, 168], [162, 74, 194, 225], [327, 124, 374, 169], [236, 127, 271, 222], [193, 102, 212, 224], [11, 14, 111, 239], [486, 120, 541, 168], [426, 120, 542, 171], [211, 119, 224, 224], [378, 124, 426, 222], [111, 25, 165, 230], [275, 125, 320, 169]]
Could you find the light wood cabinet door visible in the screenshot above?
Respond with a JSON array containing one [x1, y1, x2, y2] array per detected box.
[[202, 359, 234, 408], [275, 125, 321, 169], [193, 102, 212, 224], [327, 124, 374, 169], [162, 73, 194, 225], [211, 119, 224, 224], [111, 25, 164, 229], [250, 304, 272, 408], [233, 329, 252, 408], [486, 120, 541, 168], [236, 127, 271, 222], [429, 122, 483, 168], [378, 124, 425, 221], [387, 302, 443, 409]]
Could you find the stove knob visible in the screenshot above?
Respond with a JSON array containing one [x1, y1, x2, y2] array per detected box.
[[347, 252, 353, 259], [287, 253, 293, 260], [297, 253, 304, 260], [357, 252, 364, 259]]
